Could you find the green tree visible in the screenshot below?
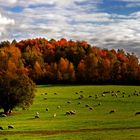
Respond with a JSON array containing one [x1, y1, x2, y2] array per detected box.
[[0, 74, 36, 115]]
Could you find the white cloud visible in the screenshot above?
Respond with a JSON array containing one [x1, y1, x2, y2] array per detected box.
[[74, 13, 113, 23], [0, 0, 17, 6], [0, 13, 15, 40], [0, 0, 83, 8], [0, 0, 140, 57], [1, 0, 17, 4], [0, 13, 15, 25], [8, 0, 17, 3], [120, 0, 140, 2], [18, 0, 101, 7]]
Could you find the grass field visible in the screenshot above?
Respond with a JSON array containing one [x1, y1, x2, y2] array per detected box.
[[0, 85, 140, 140]]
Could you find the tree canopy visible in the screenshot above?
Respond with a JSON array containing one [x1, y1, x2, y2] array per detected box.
[[0, 74, 36, 114], [0, 45, 36, 114], [0, 38, 140, 85]]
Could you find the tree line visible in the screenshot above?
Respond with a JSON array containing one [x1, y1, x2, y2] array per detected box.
[[0, 38, 140, 85]]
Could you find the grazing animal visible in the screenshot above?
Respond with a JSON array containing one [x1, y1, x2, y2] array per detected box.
[[98, 102, 101, 106], [75, 92, 78, 94], [95, 94, 98, 99], [0, 114, 7, 117], [45, 93, 48, 95], [134, 93, 139, 96], [114, 93, 118, 97], [70, 110, 76, 115], [57, 106, 60, 109], [53, 113, 56, 117], [35, 115, 39, 118], [0, 126, 3, 130], [89, 95, 92, 98], [109, 109, 116, 114], [112, 93, 117, 97], [36, 112, 39, 115], [102, 94, 105, 97], [85, 104, 89, 107], [128, 95, 131, 97], [65, 111, 71, 115], [65, 110, 76, 115], [67, 101, 71, 104], [54, 93, 57, 95], [89, 107, 93, 110], [117, 90, 120, 93], [77, 102, 81, 105], [78, 95, 84, 99], [8, 125, 14, 129], [44, 98, 47, 100], [80, 91, 83, 93], [135, 112, 140, 115], [35, 112, 39, 118], [46, 108, 49, 111]]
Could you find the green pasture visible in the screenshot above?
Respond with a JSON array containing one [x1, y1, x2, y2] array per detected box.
[[0, 85, 140, 139]]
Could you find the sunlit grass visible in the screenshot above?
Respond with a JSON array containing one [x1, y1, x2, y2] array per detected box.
[[0, 85, 140, 139]]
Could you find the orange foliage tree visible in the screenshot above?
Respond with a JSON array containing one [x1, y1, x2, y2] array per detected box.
[[0, 38, 139, 84]]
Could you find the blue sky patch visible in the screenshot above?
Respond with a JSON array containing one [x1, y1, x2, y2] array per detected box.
[[8, 6, 23, 13], [28, 3, 55, 9], [98, 0, 140, 15]]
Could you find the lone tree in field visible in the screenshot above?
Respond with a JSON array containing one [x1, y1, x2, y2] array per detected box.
[[0, 74, 36, 115], [0, 44, 36, 115]]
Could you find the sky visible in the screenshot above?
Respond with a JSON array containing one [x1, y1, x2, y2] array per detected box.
[[0, 0, 140, 57]]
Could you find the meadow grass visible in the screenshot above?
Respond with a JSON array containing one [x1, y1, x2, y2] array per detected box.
[[0, 85, 140, 139]]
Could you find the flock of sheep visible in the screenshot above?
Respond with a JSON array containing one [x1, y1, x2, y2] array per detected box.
[[0, 113, 14, 130], [38, 89, 140, 119], [0, 125, 14, 130], [0, 88, 140, 130]]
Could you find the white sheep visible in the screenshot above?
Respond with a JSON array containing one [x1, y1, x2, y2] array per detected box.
[[8, 125, 14, 129], [35, 112, 40, 118], [53, 113, 56, 117], [0, 126, 3, 130]]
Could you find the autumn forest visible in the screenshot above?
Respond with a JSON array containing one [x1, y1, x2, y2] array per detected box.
[[0, 38, 140, 85]]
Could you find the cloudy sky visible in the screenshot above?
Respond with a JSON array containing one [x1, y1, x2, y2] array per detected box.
[[0, 0, 140, 57]]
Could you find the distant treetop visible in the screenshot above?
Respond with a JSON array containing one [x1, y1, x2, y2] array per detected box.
[[0, 38, 139, 85]]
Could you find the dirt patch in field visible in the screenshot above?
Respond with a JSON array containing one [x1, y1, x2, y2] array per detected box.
[[0, 127, 140, 136]]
